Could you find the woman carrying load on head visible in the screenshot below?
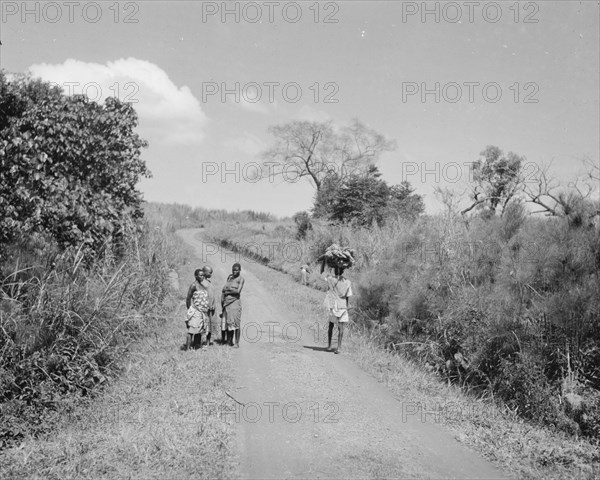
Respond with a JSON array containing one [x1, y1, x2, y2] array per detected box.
[[220, 263, 245, 348], [322, 265, 353, 354], [319, 245, 354, 354]]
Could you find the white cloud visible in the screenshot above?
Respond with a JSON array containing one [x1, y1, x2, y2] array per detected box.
[[237, 97, 272, 114], [28, 58, 208, 146], [228, 82, 277, 114], [296, 105, 333, 123], [231, 131, 267, 156]]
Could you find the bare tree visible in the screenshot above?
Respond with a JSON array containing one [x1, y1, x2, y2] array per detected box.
[[583, 155, 600, 183], [261, 118, 396, 191], [523, 161, 599, 227], [434, 186, 464, 218]]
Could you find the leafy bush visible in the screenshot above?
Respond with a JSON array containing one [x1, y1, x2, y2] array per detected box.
[[354, 270, 393, 326], [292, 211, 313, 240], [313, 165, 424, 227], [0, 71, 149, 253]]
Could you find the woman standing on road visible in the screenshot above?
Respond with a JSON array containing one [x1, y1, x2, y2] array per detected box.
[[322, 266, 353, 354], [184, 269, 211, 351], [221, 263, 245, 348]]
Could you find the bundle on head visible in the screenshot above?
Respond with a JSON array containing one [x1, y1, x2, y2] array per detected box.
[[317, 243, 356, 272]]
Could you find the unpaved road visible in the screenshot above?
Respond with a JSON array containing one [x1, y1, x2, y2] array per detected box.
[[180, 229, 509, 480]]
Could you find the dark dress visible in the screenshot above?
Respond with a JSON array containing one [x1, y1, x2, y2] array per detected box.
[[222, 274, 244, 330]]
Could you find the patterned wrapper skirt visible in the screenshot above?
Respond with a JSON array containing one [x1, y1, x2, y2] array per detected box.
[[186, 307, 207, 335], [222, 299, 242, 331]]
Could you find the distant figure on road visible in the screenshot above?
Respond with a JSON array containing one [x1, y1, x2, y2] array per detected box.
[[221, 263, 245, 348], [184, 268, 213, 351], [322, 266, 353, 354], [300, 263, 310, 285]]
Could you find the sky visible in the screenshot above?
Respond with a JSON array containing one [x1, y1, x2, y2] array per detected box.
[[1, 1, 599, 218]]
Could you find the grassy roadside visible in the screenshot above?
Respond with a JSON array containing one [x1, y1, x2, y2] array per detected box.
[[251, 262, 600, 480], [0, 246, 237, 480]]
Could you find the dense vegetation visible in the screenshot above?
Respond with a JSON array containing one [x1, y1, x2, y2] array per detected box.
[[0, 72, 149, 252], [313, 165, 425, 226], [0, 72, 178, 450]]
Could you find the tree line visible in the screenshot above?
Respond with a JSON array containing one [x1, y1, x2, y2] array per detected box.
[[259, 119, 599, 233]]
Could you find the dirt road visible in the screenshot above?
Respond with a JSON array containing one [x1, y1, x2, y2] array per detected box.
[[180, 229, 509, 480]]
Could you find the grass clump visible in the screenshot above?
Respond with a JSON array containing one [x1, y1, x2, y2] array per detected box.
[[0, 220, 184, 451]]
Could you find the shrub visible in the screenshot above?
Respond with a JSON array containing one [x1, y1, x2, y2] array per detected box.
[[0, 73, 149, 253], [493, 354, 569, 429], [354, 270, 393, 327], [292, 211, 313, 240]]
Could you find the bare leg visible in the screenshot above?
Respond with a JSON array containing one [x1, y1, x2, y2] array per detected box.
[[327, 322, 334, 351], [234, 328, 240, 348], [335, 323, 344, 354]]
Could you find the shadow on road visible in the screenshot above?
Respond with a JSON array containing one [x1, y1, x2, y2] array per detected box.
[[303, 345, 334, 352]]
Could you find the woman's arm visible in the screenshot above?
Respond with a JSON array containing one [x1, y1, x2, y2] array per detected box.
[[345, 281, 353, 309], [224, 277, 245, 296], [208, 286, 216, 316], [221, 276, 231, 300], [237, 277, 245, 295], [186, 283, 195, 309]]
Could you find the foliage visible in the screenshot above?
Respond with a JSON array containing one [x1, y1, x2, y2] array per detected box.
[[462, 145, 524, 217], [292, 211, 313, 240], [313, 165, 424, 226], [386, 182, 426, 223], [312, 173, 341, 218], [0, 71, 149, 253]]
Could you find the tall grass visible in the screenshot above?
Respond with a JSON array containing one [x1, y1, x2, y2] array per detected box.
[[0, 219, 185, 450]]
